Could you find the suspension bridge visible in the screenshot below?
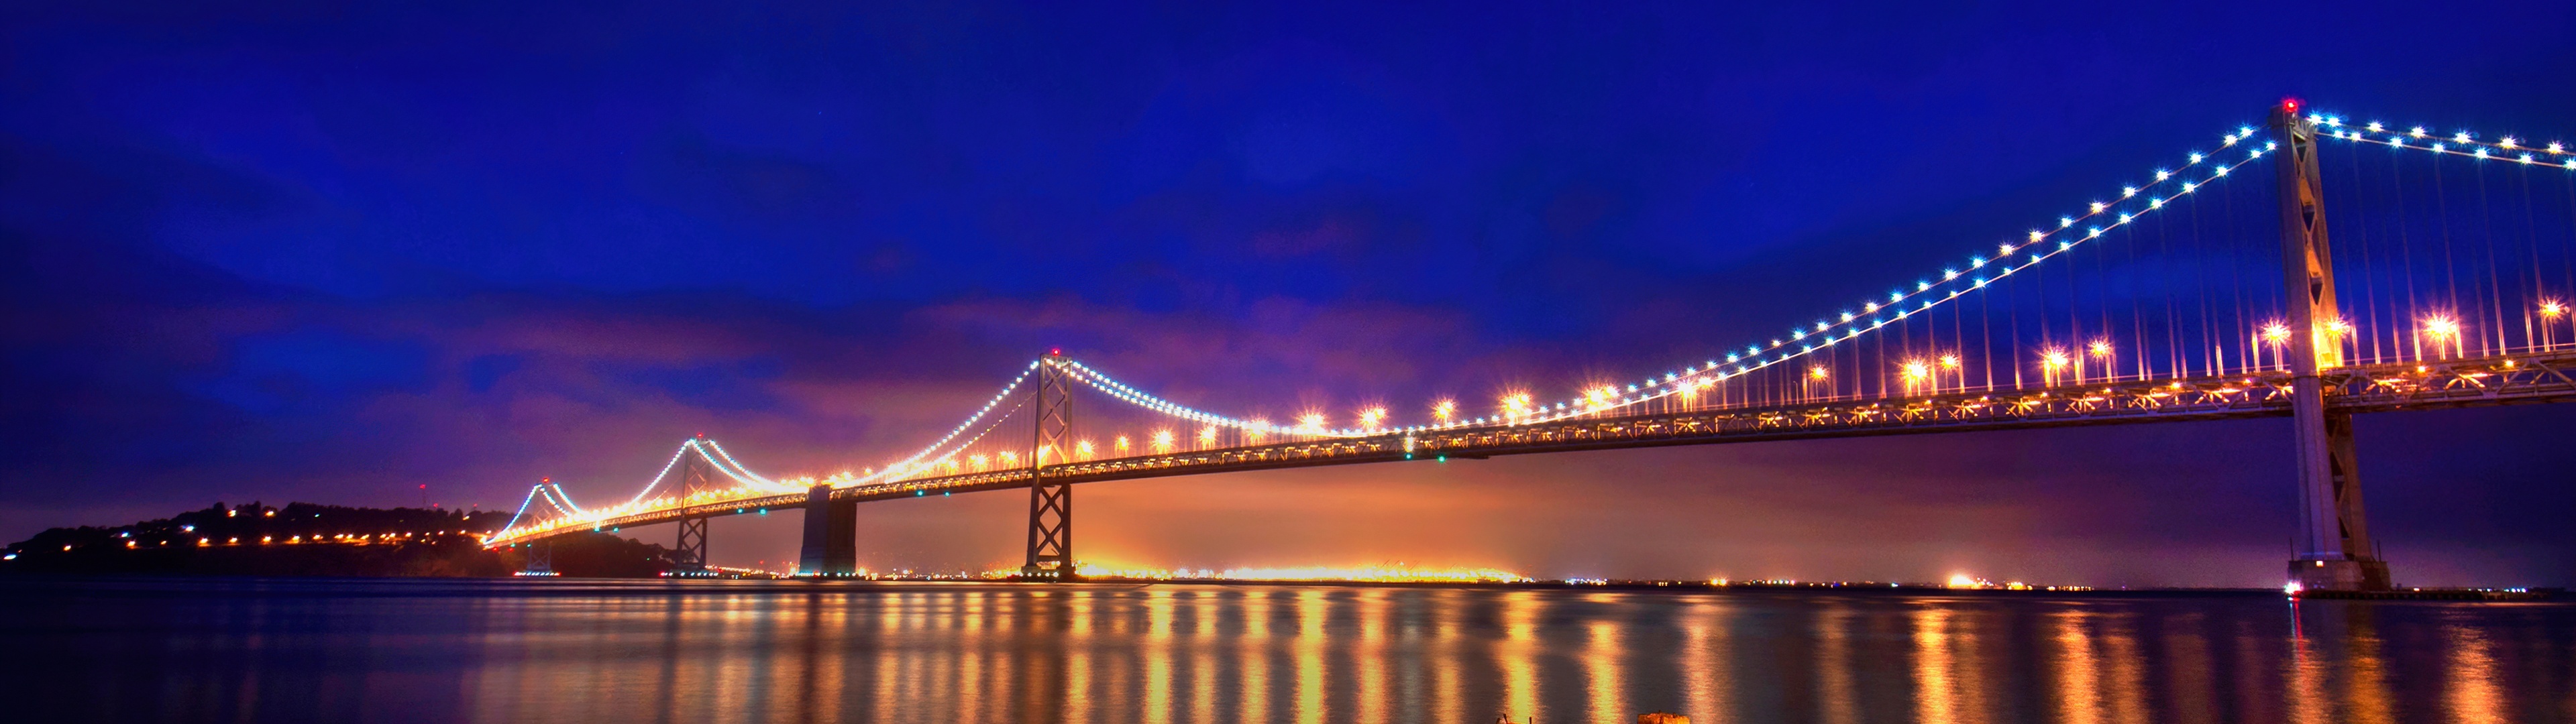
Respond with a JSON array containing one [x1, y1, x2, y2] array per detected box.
[[486, 102, 2576, 591]]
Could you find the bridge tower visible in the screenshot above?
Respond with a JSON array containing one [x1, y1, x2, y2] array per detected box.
[[672, 438, 714, 575], [798, 483, 857, 576], [1022, 351, 1077, 581], [2271, 101, 2391, 591]]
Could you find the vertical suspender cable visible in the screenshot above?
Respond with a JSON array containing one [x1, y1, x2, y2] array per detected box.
[[2392, 147, 2421, 360], [2474, 163, 2506, 355]]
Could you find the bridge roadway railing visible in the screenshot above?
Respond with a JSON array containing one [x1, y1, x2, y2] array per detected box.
[[486, 349, 2576, 546]]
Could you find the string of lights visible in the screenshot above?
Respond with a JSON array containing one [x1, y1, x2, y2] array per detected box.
[[1457, 129, 2280, 429], [496, 484, 546, 536], [2318, 115, 2576, 170], [488, 438, 779, 542], [869, 394, 1030, 482], [619, 439, 788, 506], [695, 440, 778, 487], [1032, 127, 2280, 436], [542, 483, 585, 516], [622, 442, 709, 505], [492, 479, 594, 542], [497, 446, 781, 541], [1058, 359, 1370, 438], [850, 365, 1040, 485]]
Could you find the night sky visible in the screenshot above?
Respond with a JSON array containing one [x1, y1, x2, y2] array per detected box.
[[7, 1, 2574, 587]]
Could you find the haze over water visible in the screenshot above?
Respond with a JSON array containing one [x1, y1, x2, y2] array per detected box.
[[3, 578, 2571, 723]]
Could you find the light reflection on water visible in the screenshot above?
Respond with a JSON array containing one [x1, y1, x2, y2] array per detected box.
[[3, 578, 2573, 723]]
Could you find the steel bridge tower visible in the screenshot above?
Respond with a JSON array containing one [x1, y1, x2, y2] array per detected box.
[[2272, 101, 2391, 591], [672, 438, 713, 575], [1022, 351, 1077, 581]]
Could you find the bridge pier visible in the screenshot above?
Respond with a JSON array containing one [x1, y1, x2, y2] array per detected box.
[[799, 484, 857, 576], [520, 541, 553, 575], [674, 516, 708, 574], [2273, 101, 2390, 591], [2288, 412, 2388, 590]]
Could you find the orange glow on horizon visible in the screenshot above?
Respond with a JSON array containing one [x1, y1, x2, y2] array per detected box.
[[1038, 561, 1535, 583]]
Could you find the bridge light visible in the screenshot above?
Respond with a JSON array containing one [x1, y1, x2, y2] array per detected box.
[[2420, 314, 2464, 359], [1584, 386, 1614, 407], [1807, 366, 1829, 381], [1432, 400, 1456, 422], [2088, 340, 2113, 359], [2265, 320, 2303, 353], [2540, 300, 2566, 320]]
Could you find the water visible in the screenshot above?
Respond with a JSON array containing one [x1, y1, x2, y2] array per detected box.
[[1, 578, 2571, 723]]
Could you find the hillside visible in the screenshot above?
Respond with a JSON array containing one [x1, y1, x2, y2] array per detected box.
[[3, 501, 675, 577]]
